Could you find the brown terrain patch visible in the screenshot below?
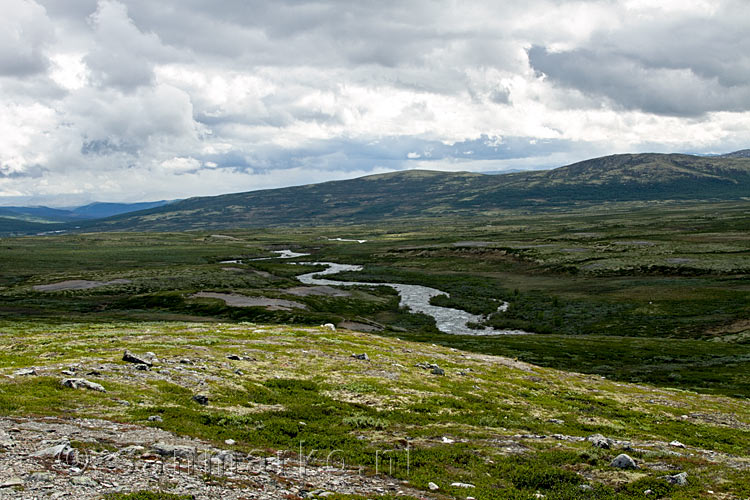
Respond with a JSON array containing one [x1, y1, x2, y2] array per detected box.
[[285, 285, 351, 297], [33, 279, 132, 292], [191, 292, 307, 311]]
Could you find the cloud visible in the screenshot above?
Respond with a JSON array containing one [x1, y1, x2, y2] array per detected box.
[[0, 0, 55, 76], [2, 0, 750, 206]]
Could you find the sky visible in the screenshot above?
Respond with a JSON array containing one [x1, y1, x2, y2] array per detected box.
[[2, 0, 749, 206]]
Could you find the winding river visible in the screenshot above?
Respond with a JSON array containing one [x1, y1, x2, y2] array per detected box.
[[295, 262, 529, 336]]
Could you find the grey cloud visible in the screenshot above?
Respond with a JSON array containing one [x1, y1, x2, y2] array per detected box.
[[0, 0, 55, 76], [528, 45, 750, 116]]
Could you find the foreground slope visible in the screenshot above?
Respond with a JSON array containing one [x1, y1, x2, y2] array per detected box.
[[0, 321, 748, 499], [76, 153, 750, 232]]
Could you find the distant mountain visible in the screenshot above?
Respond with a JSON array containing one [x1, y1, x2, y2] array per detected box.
[[69, 200, 175, 219], [0, 200, 175, 225], [75, 152, 750, 232], [721, 149, 750, 158]]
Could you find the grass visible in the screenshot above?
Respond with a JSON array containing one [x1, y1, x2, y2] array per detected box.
[[0, 321, 747, 499]]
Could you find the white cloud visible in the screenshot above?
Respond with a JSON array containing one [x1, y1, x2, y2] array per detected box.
[[1, 0, 749, 206]]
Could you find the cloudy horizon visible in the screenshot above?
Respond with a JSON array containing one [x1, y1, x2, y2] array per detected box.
[[2, 0, 749, 207]]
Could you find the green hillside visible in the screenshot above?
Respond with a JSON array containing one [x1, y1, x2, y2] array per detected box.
[[75, 153, 750, 232]]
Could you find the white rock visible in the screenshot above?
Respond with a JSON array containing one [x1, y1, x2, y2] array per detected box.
[[669, 440, 686, 448], [611, 453, 638, 469], [428, 482, 439, 490], [451, 482, 475, 488], [61, 378, 106, 392]]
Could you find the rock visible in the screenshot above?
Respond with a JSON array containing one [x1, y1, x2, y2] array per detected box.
[[179, 358, 193, 365], [61, 369, 76, 376], [192, 394, 209, 405], [135, 364, 150, 371], [669, 440, 686, 448], [13, 368, 36, 376], [225, 439, 236, 445], [145, 352, 159, 363], [644, 489, 653, 495], [0, 477, 24, 488], [548, 418, 564, 424], [611, 453, 638, 469], [441, 436, 455, 443], [26, 471, 55, 482], [33, 442, 72, 458], [431, 367, 445, 375], [579, 484, 593, 492], [664, 472, 688, 486], [151, 442, 195, 458], [227, 354, 243, 360], [587, 433, 614, 449], [120, 445, 146, 455], [451, 482, 475, 488], [147, 415, 163, 422], [0, 430, 13, 449], [428, 482, 439, 490], [122, 351, 152, 366], [351, 353, 370, 361], [321, 323, 336, 331], [61, 378, 106, 392], [70, 475, 99, 487]]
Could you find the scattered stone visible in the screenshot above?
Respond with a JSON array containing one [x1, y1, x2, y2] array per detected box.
[[0, 476, 24, 488], [147, 415, 163, 423], [86, 370, 102, 376], [431, 367, 445, 376], [13, 368, 36, 376], [669, 440, 686, 448], [26, 471, 55, 482], [548, 418, 564, 424], [61, 378, 106, 392], [151, 442, 195, 458], [451, 482, 475, 488], [611, 453, 638, 469], [61, 369, 76, 376], [120, 445, 146, 455], [179, 358, 193, 365], [32, 442, 72, 458], [225, 439, 236, 446], [192, 394, 209, 405], [351, 353, 370, 361], [135, 364, 150, 371], [587, 433, 614, 449], [122, 351, 152, 367], [70, 475, 99, 487], [428, 482, 439, 490], [227, 354, 243, 360], [664, 472, 688, 486], [234, 369, 244, 375]]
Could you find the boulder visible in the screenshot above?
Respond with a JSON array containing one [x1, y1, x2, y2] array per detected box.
[[351, 353, 370, 361], [192, 394, 209, 405], [61, 378, 106, 392], [611, 453, 638, 469], [122, 351, 152, 367], [664, 472, 688, 486], [428, 482, 440, 490], [587, 433, 614, 449]]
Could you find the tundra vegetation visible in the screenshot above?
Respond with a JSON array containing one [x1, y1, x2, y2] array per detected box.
[[0, 199, 748, 498]]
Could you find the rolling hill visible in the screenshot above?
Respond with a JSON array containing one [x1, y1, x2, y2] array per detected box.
[[75, 152, 750, 232]]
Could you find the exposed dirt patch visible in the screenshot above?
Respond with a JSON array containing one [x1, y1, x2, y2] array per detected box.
[[33, 279, 132, 292], [285, 285, 351, 297], [191, 292, 307, 310]]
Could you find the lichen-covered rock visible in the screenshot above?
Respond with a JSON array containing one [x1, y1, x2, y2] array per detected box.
[[61, 378, 106, 392], [611, 453, 638, 469]]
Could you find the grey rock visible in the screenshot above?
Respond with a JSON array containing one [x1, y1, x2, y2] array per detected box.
[[548, 418, 564, 424], [587, 433, 614, 449], [579, 484, 593, 492], [0, 477, 24, 488], [135, 364, 150, 371], [70, 475, 99, 487], [120, 445, 146, 455], [351, 353, 370, 361], [644, 489, 653, 495], [611, 453, 638, 469], [26, 471, 55, 482], [33, 442, 72, 458], [192, 394, 209, 405], [147, 415, 163, 422], [151, 442, 195, 458], [61, 378, 106, 392], [428, 481, 440, 490], [431, 367, 445, 376], [122, 351, 152, 366], [227, 354, 243, 360], [451, 482, 475, 488], [13, 368, 36, 376], [664, 472, 688, 486], [669, 440, 686, 448]]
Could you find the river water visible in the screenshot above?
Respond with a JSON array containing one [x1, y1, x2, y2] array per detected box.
[[296, 262, 529, 336]]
